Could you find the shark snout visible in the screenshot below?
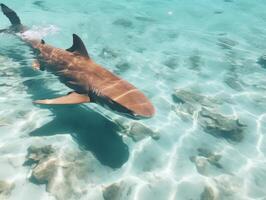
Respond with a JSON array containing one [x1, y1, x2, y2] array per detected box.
[[129, 102, 155, 119]]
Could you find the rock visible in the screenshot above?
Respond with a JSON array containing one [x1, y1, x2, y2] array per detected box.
[[172, 89, 220, 122], [197, 148, 213, 157], [25, 145, 95, 200], [103, 183, 120, 200], [257, 55, 266, 69], [190, 148, 223, 176], [103, 180, 136, 200], [208, 155, 223, 169], [200, 186, 216, 200], [128, 122, 160, 141], [214, 175, 242, 198], [0, 118, 9, 127], [189, 53, 202, 70], [214, 10, 223, 14], [30, 158, 58, 185], [33, 1, 49, 11], [172, 89, 244, 144], [25, 145, 79, 200], [167, 31, 179, 39], [172, 89, 217, 108], [115, 119, 159, 141], [172, 103, 195, 121], [172, 90, 202, 105], [0, 180, 14, 198], [190, 154, 223, 176], [25, 145, 57, 185], [163, 56, 179, 69], [197, 148, 223, 169], [135, 16, 156, 23], [217, 37, 238, 49], [24, 145, 54, 166], [190, 156, 208, 175], [199, 108, 246, 142], [114, 62, 131, 74], [224, 75, 243, 91], [113, 19, 133, 28], [100, 47, 119, 59]]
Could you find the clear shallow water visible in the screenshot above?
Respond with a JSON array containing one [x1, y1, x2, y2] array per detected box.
[[0, 0, 266, 199]]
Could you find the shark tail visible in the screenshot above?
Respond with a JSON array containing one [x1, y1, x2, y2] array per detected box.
[[0, 3, 21, 25]]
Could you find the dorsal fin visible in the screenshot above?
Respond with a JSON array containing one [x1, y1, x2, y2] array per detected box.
[[66, 34, 89, 58], [0, 4, 21, 25]]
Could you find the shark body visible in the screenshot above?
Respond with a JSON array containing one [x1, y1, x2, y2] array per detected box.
[[0, 4, 155, 119]]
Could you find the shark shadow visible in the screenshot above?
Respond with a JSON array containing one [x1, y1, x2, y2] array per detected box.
[[0, 40, 129, 169]]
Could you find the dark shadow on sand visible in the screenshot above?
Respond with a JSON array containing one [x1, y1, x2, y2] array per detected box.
[[0, 40, 129, 169]]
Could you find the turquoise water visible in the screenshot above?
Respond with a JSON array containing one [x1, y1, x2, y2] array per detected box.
[[0, 0, 266, 199]]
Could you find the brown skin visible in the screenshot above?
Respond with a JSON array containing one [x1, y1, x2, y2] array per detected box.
[[27, 39, 155, 119], [0, 3, 155, 119]]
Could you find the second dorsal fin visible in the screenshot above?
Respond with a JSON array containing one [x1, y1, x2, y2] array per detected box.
[[66, 34, 89, 58]]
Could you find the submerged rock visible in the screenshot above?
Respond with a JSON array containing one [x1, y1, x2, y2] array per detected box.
[[214, 10, 223, 14], [214, 175, 242, 199], [172, 89, 200, 105], [197, 148, 213, 157], [217, 37, 238, 49], [172, 89, 219, 122], [115, 119, 159, 141], [103, 180, 136, 200], [190, 156, 209, 175], [25, 145, 58, 187], [24, 145, 54, 166], [0, 180, 14, 198], [190, 148, 223, 176], [103, 183, 121, 200], [167, 31, 179, 39], [113, 19, 133, 28], [114, 62, 131, 74], [33, 1, 49, 11], [189, 52, 202, 70], [129, 122, 159, 141], [172, 89, 246, 142], [25, 145, 105, 200], [199, 108, 245, 142], [163, 56, 179, 69], [224, 75, 243, 91], [100, 47, 119, 59], [135, 16, 156, 23], [0, 118, 10, 127], [257, 54, 266, 69], [172, 89, 218, 108], [30, 158, 57, 185], [200, 186, 217, 200], [197, 148, 223, 169]]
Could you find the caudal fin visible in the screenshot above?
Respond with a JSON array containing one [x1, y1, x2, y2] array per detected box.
[[0, 3, 21, 25]]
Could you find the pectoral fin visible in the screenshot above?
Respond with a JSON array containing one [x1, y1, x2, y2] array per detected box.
[[34, 92, 90, 105]]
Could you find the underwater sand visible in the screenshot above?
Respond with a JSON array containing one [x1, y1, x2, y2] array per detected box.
[[0, 0, 266, 199]]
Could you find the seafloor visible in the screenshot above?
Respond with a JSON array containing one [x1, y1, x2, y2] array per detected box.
[[0, 0, 266, 199]]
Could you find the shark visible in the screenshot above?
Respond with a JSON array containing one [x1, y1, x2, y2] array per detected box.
[[0, 3, 155, 119]]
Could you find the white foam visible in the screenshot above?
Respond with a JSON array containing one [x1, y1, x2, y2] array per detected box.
[[19, 25, 59, 40]]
